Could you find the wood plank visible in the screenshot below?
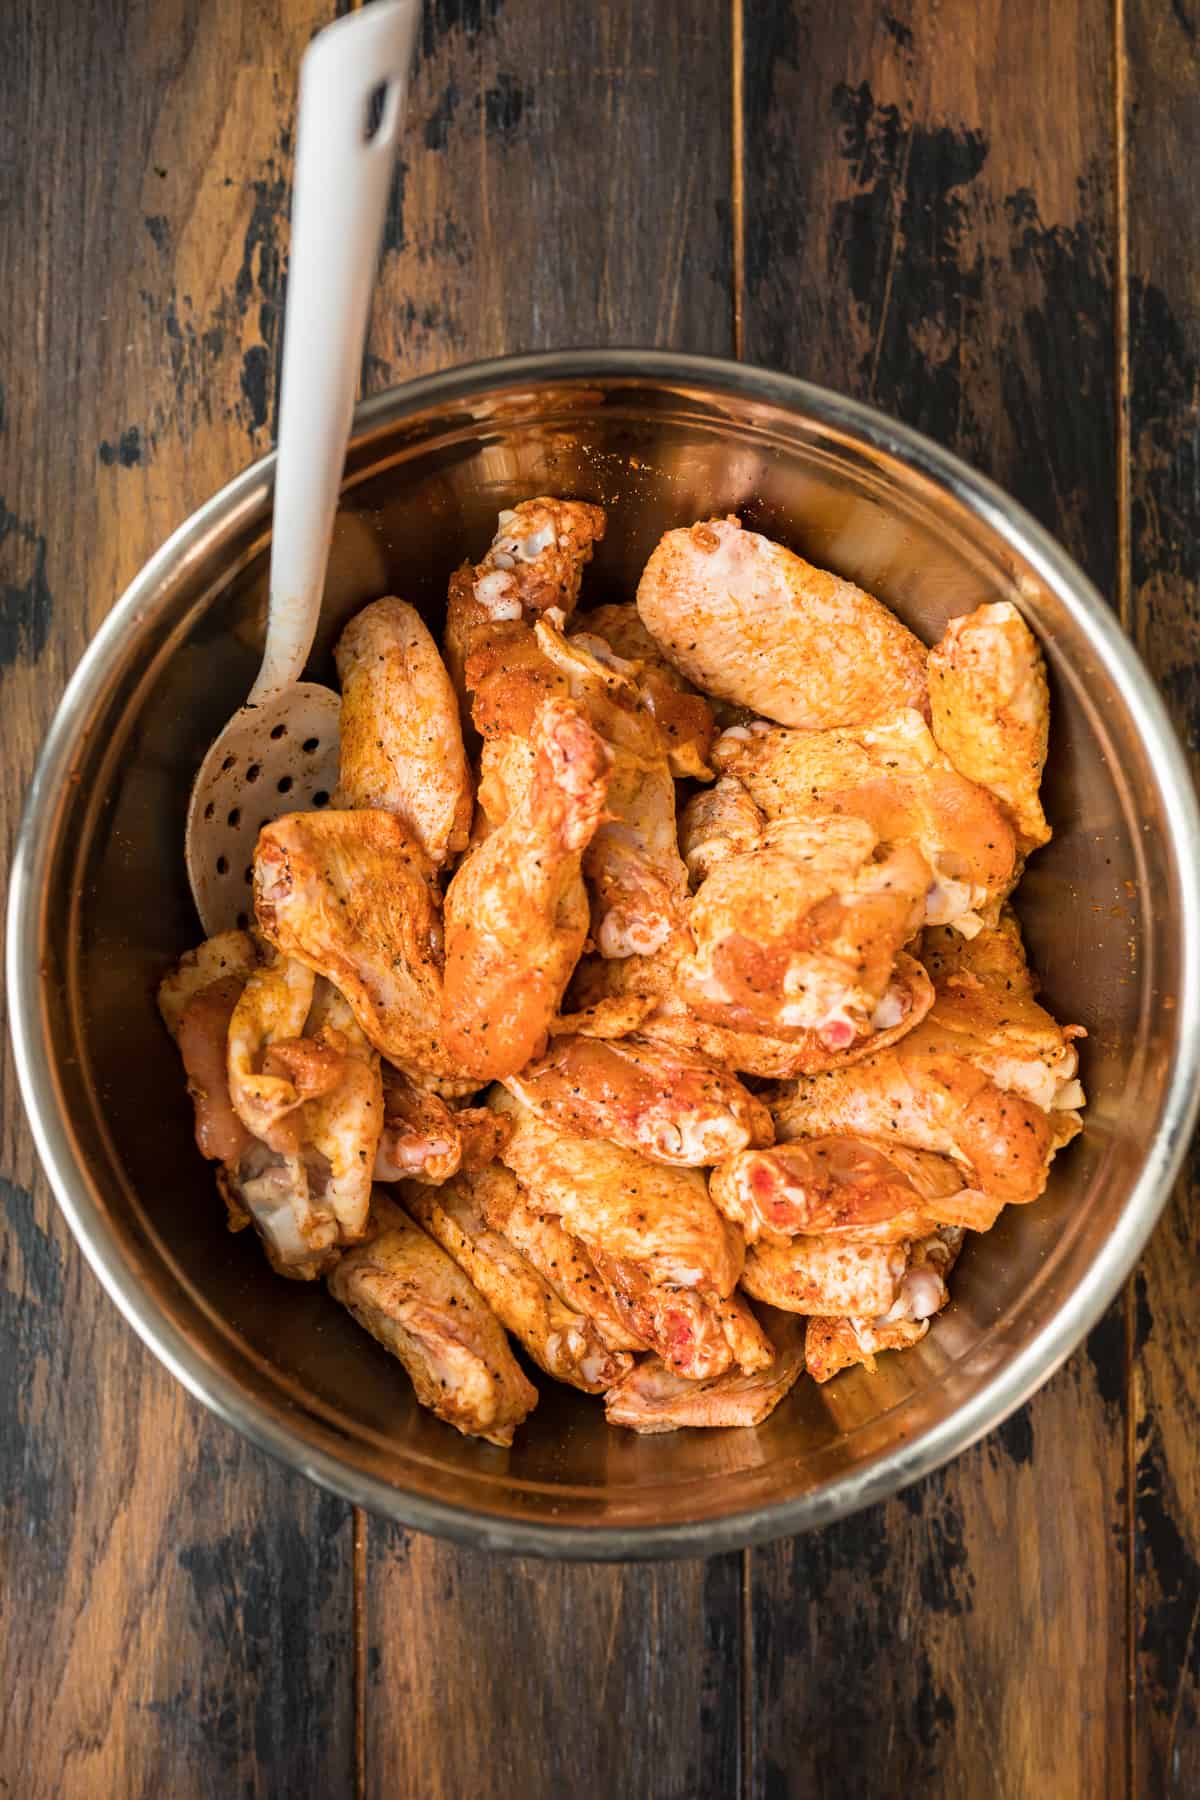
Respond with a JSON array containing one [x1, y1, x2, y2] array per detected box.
[[360, 7, 741, 1797], [1123, 3, 1200, 1791], [740, 5, 1127, 1793], [0, 4, 356, 1793]]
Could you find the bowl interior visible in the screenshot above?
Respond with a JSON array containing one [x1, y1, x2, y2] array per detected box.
[[32, 366, 1189, 1549]]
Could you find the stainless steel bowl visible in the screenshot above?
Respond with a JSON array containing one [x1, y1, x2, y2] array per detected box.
[[10, 351, 1200, 1559]]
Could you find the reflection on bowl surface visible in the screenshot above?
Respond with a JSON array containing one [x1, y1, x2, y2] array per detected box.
[[10, 352, 1200, 1557]]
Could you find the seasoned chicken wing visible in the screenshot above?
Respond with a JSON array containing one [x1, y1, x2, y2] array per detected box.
[[534, 622, 690, 958], [589, 1249, 774, 1380], [334, 597, 473, 864], [575, 601, 715, 779], [226, 947, 317, 1144], [637, 516, 929, 729], [327, 1193, 538, 1445], [919, 911, 1085, 1112], [740, 1234, 909, 1316], [476, 1166, 646, 1351], [374, 1067, 510, 1185], [682, 816, 930, 1047], [441, 699, 612, 1079], [402, 1173, 634, 1392], [774, 1022, 1079, 1208], [493, 1088, 743, 1297], [158, 931, 258, 1167], [678, 776, 765, 887], [714, 711, 1017, 936], [604, 1312, 805, 1434], [568, 945, 935, 1080], [158, 928, 259, 1039], [710, 1139, 1000, 1245], [804, 1226, 964, 1381], [505, 1034, 773, 1166], [253, 808, 466, 1084], [929, 601, 1051, 853]]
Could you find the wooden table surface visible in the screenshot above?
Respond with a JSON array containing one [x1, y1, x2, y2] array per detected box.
[[3, 2, 1198, 1794]]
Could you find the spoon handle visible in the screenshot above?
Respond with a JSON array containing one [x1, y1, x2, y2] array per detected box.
[[250, 0, 418, 706]]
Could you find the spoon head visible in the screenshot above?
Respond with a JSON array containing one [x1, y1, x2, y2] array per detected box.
[[185, 681, 342, 936]]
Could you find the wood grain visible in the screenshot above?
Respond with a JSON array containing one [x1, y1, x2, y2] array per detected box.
[[0, 4, 356, 1794], [740, 5, 1127, 1793], [1123, 2, 1200, 1791], [359, 7, 741, 1797]]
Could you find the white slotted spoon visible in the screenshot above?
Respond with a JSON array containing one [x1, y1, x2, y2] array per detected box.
[[186, 0, 419, 936]]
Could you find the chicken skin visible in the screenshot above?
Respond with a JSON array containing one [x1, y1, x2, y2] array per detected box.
[[604, 1312, 805, 1434], [678, 776, 765, 887], [574, 601, 716, 779], [713, 711, 1017, 937], [402, 1172, 634, 1393], [740, 1234, 910, 1316], [226, 947, 318, 1144], [804, 1226, 964, 1381], [328, 1194, 537, 1445], [476, 1166, 646, 1352], [928, 601, 1051, 854], [253, 808, 463, 1082], [374, 1067, 510, 1185], [568, 945, 934, 1081], [589, 1249, 774, 1380], [441, 699, 612, 1079], [711, 1138, 1001, 1245], [636, 516, 929, 729], [493, 1088, 743, 1297], [505, 1034, 773, 1167], [534, 621, 691, 959], [334, 597, 473, 864]]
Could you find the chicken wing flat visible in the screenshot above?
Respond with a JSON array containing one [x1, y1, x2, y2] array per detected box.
[[158, 930, 258, 1167], [335, 596, 473, 864], [713, 711, 1017, 937], [402, 1173, 634, 1393], [574, 601, 716, 779], [253, 807, 466, 1083], [441, 699, 612, 1079], [928, 601, 1051, 853], [477, 1169, 647, 1352], [740, 1234, 910, 1316], [505, 1033, 773, 1166], [804, 1226, 964, 1381], [534, 621, 691, 959], [636, 516, 929, 729], [711, 1139, 1000, 1246], [374, 1067, 510, 1185], [920, 911, 1085, 1112], [158, 928, 259, 1040], [493, 1088, 743, 1297], [589, 1248, 774, 1379], [226, 948, 317, 1144], [682, 816, 930, 1048], [568, 945, 934, 1080], [327, 1193, 538, 1445], [604, 1312, 805, 1434]]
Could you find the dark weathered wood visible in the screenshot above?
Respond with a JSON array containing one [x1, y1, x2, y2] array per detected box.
[[358, 6, 740, 1796], [0, 5, 356, 1794], [741, 5, 1127, 1793], [1124, 4, 1200, 1792]]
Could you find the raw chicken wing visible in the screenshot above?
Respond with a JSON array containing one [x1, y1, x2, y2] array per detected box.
[[441, 699, 612, 1079], [328, 1193, 537, 1445], [403, 1172, 634, 1392], [710, 1139, 1000, 1245], [589, 1249, 774, 1380], [505, 1033, 773, 1166], [805, 1227, 964, 1381], [335, 597, 473, 864], [604, 1312, 805, 1434], [374, 1066, 511, 1185], [636, 516, 929, 729], [575, 601, 715, 779], [740, 1234, 909, 1316], [928, 601, 1051, 853], [493, 1088, 743, 1297], [253, 808, 467, 1084], [714, 711, 1017, 936], [479, 1167, 647, 1351]]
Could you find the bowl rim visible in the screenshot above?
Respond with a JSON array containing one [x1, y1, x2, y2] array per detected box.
[[10, 346, 1200, 1560]]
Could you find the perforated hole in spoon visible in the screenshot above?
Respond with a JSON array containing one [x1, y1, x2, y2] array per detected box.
[[186, 681, 342, 936]]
